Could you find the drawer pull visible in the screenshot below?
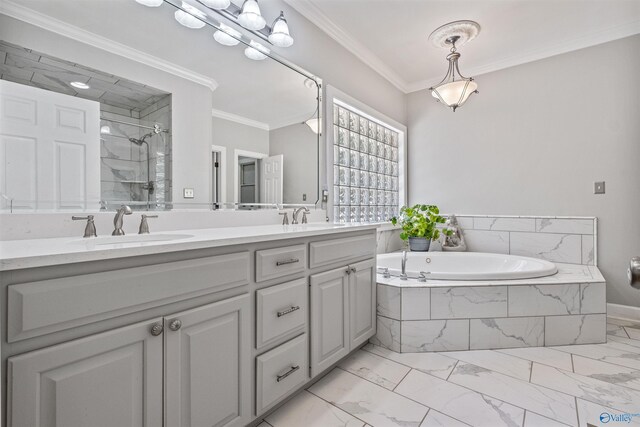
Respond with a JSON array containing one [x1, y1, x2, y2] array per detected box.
[[277, 305, 300, 317], [276, 365, 300, 382], [276, 258, 300, 266]]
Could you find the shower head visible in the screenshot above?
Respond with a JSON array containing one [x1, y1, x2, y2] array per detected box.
[[128, 131, 154, 146]]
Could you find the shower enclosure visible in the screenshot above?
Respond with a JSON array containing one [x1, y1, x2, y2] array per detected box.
[[100, 112, 172, 211]]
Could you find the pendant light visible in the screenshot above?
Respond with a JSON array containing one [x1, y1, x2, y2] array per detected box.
[[268, 11, 294, 48], [428, 20, 480, 112], [200, 0, 230, 9], [305, 118, 321, 135], [238, 0, 266, 31]]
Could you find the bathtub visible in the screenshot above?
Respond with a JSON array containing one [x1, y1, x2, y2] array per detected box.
[[377, 251, 557, 281]]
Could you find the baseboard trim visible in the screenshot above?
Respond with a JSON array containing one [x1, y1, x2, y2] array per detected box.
[[608, 303, 640, 321]]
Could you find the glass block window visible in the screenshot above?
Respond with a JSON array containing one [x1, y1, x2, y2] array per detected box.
[[332, 103, 400, 223]]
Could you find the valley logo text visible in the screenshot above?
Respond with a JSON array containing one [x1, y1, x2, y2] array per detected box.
[[599, 412, 640, 423]]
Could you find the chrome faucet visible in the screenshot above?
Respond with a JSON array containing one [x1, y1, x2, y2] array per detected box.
[[72, 215, 97, 238], [138, 214, 158, 234], [292, 207, 310, 224], [400, 250, 408, 280], [112, 205, 132, 235]]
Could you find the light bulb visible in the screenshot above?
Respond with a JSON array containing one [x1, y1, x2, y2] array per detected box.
[[70, 81, 90, 89], [305, 118, 321, 134], [200, 0, 230, 9], [244, 40, 269, 61], [213, 23, 241, 46], [100, 125, 111, 134], [174, 2, 206, 29], [135, 0, 163, 7], [268, 11, 293, 47], [238, 0, 266, 31]]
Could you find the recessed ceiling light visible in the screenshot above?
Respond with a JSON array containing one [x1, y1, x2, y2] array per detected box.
[[70, 81, 90, 90]]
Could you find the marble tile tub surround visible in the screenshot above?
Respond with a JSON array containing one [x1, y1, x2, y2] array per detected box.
[[379, 215, 598, 266], [260, 317, 640, 427], [372, 265, 607, 352]]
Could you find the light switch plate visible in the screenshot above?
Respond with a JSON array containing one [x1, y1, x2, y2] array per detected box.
[[594, 181, 605, 194], [183, 188, 194, 199]]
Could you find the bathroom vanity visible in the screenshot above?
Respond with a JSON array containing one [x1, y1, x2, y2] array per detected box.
[[0, 224, 377, 427]]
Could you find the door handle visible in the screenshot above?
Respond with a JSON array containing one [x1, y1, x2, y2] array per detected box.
[[629, 257, 640, 289]]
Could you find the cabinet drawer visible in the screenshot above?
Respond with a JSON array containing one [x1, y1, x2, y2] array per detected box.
[[309, 234, 376, 269], [256, 279, 307, 349], [7, 252, 250, 343], [256, 333, 308, 414], [256, 244, 306, 282]]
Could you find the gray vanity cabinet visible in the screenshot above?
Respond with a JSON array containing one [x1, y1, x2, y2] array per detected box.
[[310, 258, 376, 377], [7, 318, 164, 427], [310, 266, 350, 377], [164, 294, 250, 427], [6, 294, 250, 427], [348, 258, 377, 349]]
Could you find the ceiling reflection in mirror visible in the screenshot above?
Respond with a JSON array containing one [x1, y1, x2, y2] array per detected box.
[[0, 0, 320, 212]]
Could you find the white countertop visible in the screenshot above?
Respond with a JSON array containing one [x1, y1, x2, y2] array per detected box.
[[0, 223, 378, 271]]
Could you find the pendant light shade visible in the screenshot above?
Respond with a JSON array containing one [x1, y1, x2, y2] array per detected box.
[[429, 50, 478, 111], [200, 0, 230, 9], [244, 41, 269, 61], [428, 21, 481, 112], [135, 0, 163, 7], [305, 118, 321, 135], [238, 0, 266, 31], [268, 11, 294, 47], [174, 2, 206, 29], [213, 23, 242, 46]]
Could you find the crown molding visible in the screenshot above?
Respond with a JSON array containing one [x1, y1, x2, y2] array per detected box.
[[283, 0, 409, 93], [286, 0, 640, 95], [211, 108, 270, 131], [406, 18, 640, 93], [0, 1, 218, 92]]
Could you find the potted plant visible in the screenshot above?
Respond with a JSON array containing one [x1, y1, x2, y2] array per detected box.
[[391, 204, 451, 251]]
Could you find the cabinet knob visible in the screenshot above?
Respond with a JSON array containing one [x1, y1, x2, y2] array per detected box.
[[350, 267, 357, 273], [150, 323, 164, 336], [169, 319, 182, 331]]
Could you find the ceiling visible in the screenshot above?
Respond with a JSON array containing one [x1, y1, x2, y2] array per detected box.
[[284, 0, 640, 93], [1, 0, 317, 129]]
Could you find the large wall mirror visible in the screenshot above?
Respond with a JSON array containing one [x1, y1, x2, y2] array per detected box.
[[0, 0, 320, 212]]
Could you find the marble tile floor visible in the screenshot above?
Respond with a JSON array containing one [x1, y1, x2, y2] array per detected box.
[[259, 317, 640, 427]]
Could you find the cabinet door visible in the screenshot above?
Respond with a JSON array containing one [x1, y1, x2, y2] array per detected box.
[[164, 294, 250, 427], [349, 258, 377, 349], [7, 319, 163, 427], [310, 266, 350, 377]]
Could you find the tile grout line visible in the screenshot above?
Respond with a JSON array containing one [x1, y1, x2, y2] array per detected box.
[[392, 367, 413, 392], [574, 396, 581, 427], [445, 360, 459, 381], [358, 348, 579, 426], [570, 354, 575, 373], [305, 385, 375, 427]]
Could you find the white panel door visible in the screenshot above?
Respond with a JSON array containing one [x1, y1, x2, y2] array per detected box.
[[260, 154, 283, 204], [310, 266, 350, 377], [0, 79, 100, 210], [7, 318, 164, 427], [349, 258, 377, 349], [164, 294, 250, 427]]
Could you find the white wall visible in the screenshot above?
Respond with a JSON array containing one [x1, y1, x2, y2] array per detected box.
[[212, 117, 269, 203], [269, 123, 318, 204], [407, 34, 640, 307]]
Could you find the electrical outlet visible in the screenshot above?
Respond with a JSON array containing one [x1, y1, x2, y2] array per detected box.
[[322, 190, 328, 203], [183, 188, 194, 199], [594, 181, 605, 194]]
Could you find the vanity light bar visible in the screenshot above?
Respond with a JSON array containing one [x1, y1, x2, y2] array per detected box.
[[161, 0, 291, 47]]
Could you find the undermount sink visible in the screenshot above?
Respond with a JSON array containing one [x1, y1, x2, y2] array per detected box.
[[70, 233, 194, 246]]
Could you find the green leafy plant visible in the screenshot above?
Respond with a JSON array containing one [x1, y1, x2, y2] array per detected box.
[[391, 204, 452, 241]]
